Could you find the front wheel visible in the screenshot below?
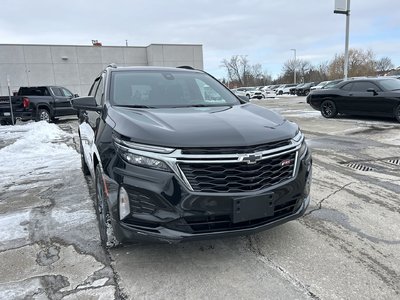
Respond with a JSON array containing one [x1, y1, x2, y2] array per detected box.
[[320, 100, 338, 118], [95, 164, 120, 249], [395, 105, 400, 123]]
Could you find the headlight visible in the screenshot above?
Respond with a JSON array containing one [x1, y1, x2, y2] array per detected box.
[[113, 135, 175, 154], [292, 129, 303, 143], [113, 135, 173, 171], [120, 150, 171, 171]]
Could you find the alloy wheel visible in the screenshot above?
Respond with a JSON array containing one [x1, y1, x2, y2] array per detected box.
[[321, 100, 337, 118]]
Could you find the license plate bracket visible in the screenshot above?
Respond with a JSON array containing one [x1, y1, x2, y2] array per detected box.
[[232, 193, 274, 223]]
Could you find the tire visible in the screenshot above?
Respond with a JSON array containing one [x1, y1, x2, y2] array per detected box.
[[246, 94, 250, 99], [95, 164, 120, 249], [320, 100, 338, 118], [80, 139, 90, 176], [278, 91, 283, 95], [36, 108, 50, 122], [395, 105, 400, 123]]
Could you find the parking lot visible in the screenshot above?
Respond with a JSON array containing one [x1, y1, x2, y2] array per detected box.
[[1, 95, 399, 299]]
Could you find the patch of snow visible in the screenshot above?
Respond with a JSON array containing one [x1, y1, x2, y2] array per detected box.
[[0, 211, 30, 243], [0, 121, 80, 190], [78, 277, 109, 289], [51, 209, 96, 227], [284, 110, 321, 118]]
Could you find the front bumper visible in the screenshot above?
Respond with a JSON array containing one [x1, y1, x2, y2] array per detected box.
[[105, 150, 312, 244]]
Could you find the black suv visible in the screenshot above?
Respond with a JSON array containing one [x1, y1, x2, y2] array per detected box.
[[72, 65, 312, 247], [296, 82, 315, 96]]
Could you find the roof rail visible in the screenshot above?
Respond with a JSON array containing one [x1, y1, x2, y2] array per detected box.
[[177, 65, 194, 70]]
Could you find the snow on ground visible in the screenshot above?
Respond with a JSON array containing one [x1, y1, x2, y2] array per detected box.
[[283, 110, 322, 118], [0, 211, 30, 244], [0, 121, 80, 190]]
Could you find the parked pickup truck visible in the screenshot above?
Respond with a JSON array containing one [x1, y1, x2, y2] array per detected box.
[[0, 86, 78, 124], [72, 65, 312, 248]]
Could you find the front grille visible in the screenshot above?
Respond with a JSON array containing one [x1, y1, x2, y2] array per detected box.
[[179, 152, 296, 193], [181, 139, 291, 155], [166, 197, 300, 234]]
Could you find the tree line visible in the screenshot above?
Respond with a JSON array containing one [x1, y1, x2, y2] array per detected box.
[[221, 48, 397, 87]]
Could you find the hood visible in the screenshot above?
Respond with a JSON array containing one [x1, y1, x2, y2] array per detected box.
[[107, 104, 298, 148]]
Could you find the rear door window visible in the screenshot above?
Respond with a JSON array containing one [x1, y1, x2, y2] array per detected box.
[[351, 82, 381, 92]]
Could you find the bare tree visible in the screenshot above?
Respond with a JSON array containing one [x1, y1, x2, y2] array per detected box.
[[328, 48, 377, 79], [375, 56, 395, 73], [280, 58, 312, 83], [221, 55, 268, 87], [297, 60, 312, 82]]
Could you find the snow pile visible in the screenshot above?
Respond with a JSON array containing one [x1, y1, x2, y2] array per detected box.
[[0, 121, 80, 190]]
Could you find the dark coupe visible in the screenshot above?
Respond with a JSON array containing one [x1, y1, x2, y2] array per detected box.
[[306, 78, 400, 122]]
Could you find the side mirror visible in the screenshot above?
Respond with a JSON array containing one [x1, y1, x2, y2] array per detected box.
[[72, 96, 101, 111], [74, 94, 79, 98], [367, 88, 378, 96]]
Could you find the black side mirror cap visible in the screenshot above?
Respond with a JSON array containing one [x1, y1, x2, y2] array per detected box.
[[72, 96, 101, 111], [74, 94, 79, 98], [367, 88, 378, 96]]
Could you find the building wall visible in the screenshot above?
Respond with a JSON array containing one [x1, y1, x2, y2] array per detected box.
[[0, 43, 203, 96]]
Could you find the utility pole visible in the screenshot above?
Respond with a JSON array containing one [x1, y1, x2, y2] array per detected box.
[[334, 0, 351, 79], [290, 49, 297, 84], [7, 75, 15, 125]]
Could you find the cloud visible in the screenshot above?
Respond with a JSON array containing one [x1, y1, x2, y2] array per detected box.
[[1, 0, 399, 78]]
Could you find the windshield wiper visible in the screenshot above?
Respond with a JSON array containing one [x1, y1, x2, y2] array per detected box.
[[115, 104, 156, 109], [177, 104, 233, 108], [185, 104, 209, 107]]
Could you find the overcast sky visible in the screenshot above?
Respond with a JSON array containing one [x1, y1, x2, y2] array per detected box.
[[1, 0, 399, 79]]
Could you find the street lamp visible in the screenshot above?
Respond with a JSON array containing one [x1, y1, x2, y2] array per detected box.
[[259, 75, 264, 86], [290, 49, 296, 84], [334, 0, 351, 79]]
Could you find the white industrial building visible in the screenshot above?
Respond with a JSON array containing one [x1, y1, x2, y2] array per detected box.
[[0, 43, 203, 96]]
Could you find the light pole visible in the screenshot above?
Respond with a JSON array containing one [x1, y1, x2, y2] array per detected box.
[[290, 49, 296, 84], [334, 0, 351, 80]]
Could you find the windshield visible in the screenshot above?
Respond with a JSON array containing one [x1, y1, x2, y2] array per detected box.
[[323, 80, 342, 89], [110, 70, 241, 108], [378, 78, 400, 91], [316, 81, 328, 87]]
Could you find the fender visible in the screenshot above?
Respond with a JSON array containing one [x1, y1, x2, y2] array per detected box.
[[34, 102, 54, 118], [79, 122, 102, 178]]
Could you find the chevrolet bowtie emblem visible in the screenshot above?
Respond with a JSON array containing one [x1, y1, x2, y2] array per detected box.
[[240, 153, 263, 164]]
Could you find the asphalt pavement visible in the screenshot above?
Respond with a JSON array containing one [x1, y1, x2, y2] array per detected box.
[[0, 95, 399, 299]]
